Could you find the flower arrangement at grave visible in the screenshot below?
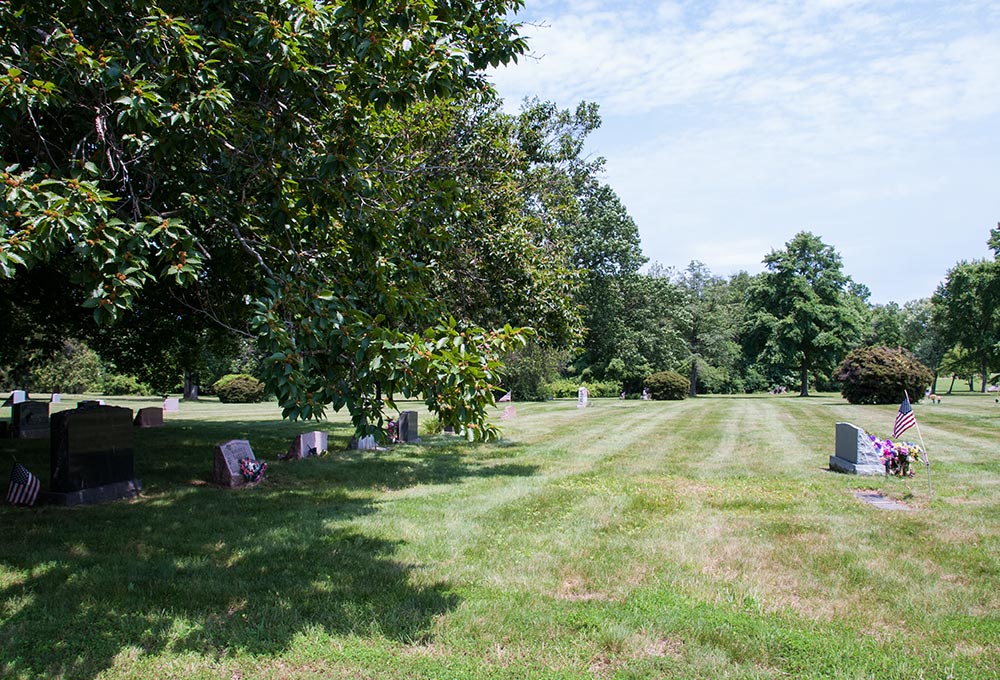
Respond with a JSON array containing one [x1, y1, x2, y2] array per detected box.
[[868, 434, 923, 477]]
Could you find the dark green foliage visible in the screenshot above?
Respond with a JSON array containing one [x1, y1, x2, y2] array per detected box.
[[213, 373, 265, 403], [644, 371, 690, 400], [835, 346, 934, 405], [500, 344, 564, 401], [546, 379, 620, 398], [102, 373, 155, 396]]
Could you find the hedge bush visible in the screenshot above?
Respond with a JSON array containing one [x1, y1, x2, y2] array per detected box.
[[835, 346, 934, 405], [102, 374, 155, 396], [644, 371, 689, 400], [213, 373, 265, 403], [546, 379, 620, 399]]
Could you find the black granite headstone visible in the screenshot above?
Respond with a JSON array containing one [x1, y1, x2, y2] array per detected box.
[[45, 405, 140, 505], [12, 401, 49, 439], [398, 411, 420, 443]]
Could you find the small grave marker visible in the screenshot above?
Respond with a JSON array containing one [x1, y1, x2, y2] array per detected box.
[[2, 390, 27, 407], [11, 402, 49, 439], [213, 439, 264, 487], [286, 431, 327, 459], [50, 393, 61, 403], [163, 397, 180, 412], [398, 411, 420, 443], [133, 407, 164, 428], [829, 422, 885, 475], [577, 386, 589, 408]]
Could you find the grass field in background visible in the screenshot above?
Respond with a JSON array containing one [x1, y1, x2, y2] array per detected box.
[[2, 391, 999, 679]]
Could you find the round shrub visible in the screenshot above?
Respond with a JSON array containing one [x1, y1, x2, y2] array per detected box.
[[835, 346, 934, 405], [644, 371, 689, 400], [213, 373, 265, 403], [102, 374, 155, 396]]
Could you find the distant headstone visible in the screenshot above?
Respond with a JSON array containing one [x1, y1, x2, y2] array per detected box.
[[577, 386, 589, 408], [350, 434, 378, 450], [286, 430, 327, 459], [12, 402, 49, 439], [829, 422, 885, 475], [50, 393, 61, 403], [213, 439, 264, 487], [398, 411, 420, 443], [133, 407, 164, 428], [2, 390, 27, 407], [44, 405, 140, 505], [163, 397, 180, 412]]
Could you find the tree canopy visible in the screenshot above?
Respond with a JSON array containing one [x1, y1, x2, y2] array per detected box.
[[1, 0, 542, 438], [743, 231, 865, 396]]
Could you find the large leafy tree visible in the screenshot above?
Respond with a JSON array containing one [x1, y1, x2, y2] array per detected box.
[[1, 0, 537, 439], [743, 231, 865, 396], [675, 261, 742, 396], [932, 258, 1000, 392]]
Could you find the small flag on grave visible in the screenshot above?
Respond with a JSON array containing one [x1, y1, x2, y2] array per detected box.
[[497, 391, 512, 403], [7, 462, 40, 506], [892, 394, 916, 439]]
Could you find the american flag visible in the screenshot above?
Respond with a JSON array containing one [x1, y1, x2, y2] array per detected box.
[[7, 462, 40, 506], [892, 395, 917, 439]]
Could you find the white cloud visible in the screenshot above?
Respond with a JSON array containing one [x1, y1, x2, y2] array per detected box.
[[491, 0, 1000, 303]]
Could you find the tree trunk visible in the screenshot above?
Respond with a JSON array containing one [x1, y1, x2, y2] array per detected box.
[[799, 363, 809, 397], [947, 375, 956, 394], [981, 358, 988, 393], [688, 357, 698, 397], [183, 370, 199, 401]]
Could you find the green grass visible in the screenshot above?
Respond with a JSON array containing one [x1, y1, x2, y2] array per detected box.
[[3, 393, 1000, 678]]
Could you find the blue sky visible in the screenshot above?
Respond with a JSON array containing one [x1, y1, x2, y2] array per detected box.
[[489, 0, 1000, 304]]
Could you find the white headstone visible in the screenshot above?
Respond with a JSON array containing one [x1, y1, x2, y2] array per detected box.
[[163, 397, 180, 412], [50, 393, 61, 403], [287, 431, 328, 459], [577, 386, 589, 408]]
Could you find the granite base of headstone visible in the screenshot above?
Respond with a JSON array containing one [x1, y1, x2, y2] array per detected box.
[[286, 431, 327, 459], [163, 397, 180, 412], [213, 439, 263, 487], [11, 401, 49, 439], [77, 400, 105, 408], [41, 404, 141, 506], [133, 407, 164, 428], [398, 411, 420, 443], [829, 422, 885, 475]]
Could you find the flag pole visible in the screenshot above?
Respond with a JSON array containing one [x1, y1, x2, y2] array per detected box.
[[906, 390, 932, 499]]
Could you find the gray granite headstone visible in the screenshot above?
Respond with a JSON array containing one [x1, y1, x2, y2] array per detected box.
[[44, 405, 140, 505], [163, 397, 180, 412], [50, 393, 61, 403], [11, 401, 49, 439], [829, 422, 885, 475], [133, 407, 164, 428], [214, 439, 259, 487], [398, 411, 420, 443], [287, 431, 327, 459]]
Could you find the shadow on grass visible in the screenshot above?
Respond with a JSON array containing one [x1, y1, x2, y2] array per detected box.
[[0, 418, 539, 678]]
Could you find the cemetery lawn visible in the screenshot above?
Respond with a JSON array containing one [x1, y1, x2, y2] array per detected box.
[[2, 393, 1000, 679]]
